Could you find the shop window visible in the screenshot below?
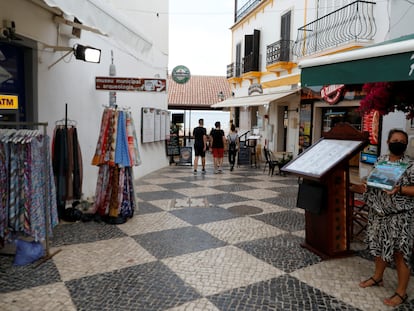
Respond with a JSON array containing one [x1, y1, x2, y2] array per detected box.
[[322, 107, 361, 134]]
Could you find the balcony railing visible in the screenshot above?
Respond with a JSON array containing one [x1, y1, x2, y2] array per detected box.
[[236, 0, 261, 22], [243, 53, 259, 74], [266, 40, 294, 65], [293, 1, 376, 58], [227, 62, 242, 79]]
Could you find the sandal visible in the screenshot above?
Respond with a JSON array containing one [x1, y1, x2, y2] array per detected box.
[[359, 277, 383, 288], [383, 292, 408, 307]]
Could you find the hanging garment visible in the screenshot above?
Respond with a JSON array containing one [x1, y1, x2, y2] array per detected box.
[[115, 111, 131, 167], [91, 108, 139, 220], [52, 124, 83, 219], [52, 126, 68, 218], [0, 130, 58, 243]]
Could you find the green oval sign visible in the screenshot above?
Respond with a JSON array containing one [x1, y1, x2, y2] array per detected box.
[[172, 65, 191, 84]]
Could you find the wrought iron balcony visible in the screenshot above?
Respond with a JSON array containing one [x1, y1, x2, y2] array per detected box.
[[243, 53, 259, 74], [236, 0, 261, 22], [227, 62, 242, 79], [266, 40, 294, 65], [293, 1, 376, 58]]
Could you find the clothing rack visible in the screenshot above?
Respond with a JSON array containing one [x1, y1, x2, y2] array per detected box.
[[0, 121, 61, 266]]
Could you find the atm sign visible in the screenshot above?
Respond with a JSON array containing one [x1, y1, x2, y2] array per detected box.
[[0, 95, 18, 109]]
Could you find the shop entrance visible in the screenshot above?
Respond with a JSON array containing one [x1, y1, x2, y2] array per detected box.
[[0, 41, 35, 123]]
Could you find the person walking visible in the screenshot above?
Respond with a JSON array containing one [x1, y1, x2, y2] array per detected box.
[[358, 129, 414, 307], [192, 118, 207, 174], [227, 123, 239, 171], [210, 121, 226, 174]]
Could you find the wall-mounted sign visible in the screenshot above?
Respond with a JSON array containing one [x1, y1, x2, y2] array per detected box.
[[171, 65, 191, 84], [362, 109, 379, 145], [95, 77, 166, 92], [321, 84, 345, 105], [248, 83, 263, 95], [0, 94, 18, 109]]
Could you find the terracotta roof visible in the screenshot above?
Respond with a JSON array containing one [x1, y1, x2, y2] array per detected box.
[[168, 75, 233, 110]]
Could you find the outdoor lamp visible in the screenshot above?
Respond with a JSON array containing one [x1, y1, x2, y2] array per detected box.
[[74, 44, 101, 63], [46, 43, 102, 69]]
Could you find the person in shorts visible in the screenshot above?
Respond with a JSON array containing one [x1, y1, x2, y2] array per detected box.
[[192, 118, 207, 174], [210, 121, 226, 173]]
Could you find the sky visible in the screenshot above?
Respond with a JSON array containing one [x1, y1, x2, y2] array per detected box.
[[168, 0, 234, 77]]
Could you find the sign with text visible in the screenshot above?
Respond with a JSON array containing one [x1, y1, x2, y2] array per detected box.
[[0, 94, 18, 109], [95, 77, 166, 92]]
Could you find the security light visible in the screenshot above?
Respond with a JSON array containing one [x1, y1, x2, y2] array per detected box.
[[46, 43, 102, 69], [74, 44, 101, 63]]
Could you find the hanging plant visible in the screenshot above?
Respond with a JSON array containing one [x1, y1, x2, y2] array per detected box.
[[358, 81, 414, 119]]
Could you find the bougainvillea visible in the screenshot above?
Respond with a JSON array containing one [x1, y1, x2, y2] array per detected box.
[[358, 81, 414, 119]]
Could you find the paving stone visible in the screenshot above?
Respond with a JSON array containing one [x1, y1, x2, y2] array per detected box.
[[65, 261, 201, 311], [2, 162, 413, 311], [207, 275, 362, 311], [169, 206, 240, 225], [133, 226, 227, 259], [252, 210, 305, 232], [51, 221, 127, 247], [236, 234, 322, 273]]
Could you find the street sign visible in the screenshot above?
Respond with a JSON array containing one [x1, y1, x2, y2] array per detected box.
[[95, 77, 166, 92]]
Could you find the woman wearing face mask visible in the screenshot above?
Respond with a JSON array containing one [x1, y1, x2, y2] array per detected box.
[[359, 129, 414, 307]]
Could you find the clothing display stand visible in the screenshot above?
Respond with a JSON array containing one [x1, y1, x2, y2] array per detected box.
[[53, 103, 82, 219], [0, 121, 61, 266]]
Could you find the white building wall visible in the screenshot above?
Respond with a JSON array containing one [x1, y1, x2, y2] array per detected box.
[[1, 0, 169, 199], [387, 1, 414, 40], [229, 0, 303, 155]]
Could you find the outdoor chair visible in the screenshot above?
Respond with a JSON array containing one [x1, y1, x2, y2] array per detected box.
[[263, 147, 278, 176]]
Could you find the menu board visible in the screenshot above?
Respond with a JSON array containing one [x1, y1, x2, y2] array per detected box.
[[283, 138, 364, 179], [142, 107, 155, 143], [160, 110, 167, 141], [166, 133, 180, 156], [178, 146, 192, 165], [154, 109, 161, 141], [237, 142, 250, 165]]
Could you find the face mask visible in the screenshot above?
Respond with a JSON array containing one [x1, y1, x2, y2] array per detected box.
[[388, 142, 407, 156]]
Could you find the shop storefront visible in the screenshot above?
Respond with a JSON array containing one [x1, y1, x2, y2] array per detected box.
[[298, 34, 414, 175], [1, 0, 169, 199]]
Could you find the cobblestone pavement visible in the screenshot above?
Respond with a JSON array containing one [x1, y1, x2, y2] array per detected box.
[[1, 161, 414, 310]]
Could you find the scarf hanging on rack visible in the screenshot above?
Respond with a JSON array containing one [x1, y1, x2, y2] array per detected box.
[[91, 107, 139, 221], [0, 130, 58, 243]]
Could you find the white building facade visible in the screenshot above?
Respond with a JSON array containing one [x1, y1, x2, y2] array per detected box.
[[217, 0, 414, 164], [0, 0, 169, 199]]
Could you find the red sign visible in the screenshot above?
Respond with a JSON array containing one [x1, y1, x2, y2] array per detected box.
[[363, 110, 379, 145], [321, 84, 345, 105], [95, 77, 166, 92]]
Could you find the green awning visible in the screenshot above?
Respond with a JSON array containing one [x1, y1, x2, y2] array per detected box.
[[299, 35, 414, 87]]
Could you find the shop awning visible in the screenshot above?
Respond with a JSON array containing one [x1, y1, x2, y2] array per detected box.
[[211, 89, 299, 108], [299, 35, 414, 87], [42, 0, 162, 63]]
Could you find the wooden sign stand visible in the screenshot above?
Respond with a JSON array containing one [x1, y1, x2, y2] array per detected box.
[[283, 123, 368, 259]]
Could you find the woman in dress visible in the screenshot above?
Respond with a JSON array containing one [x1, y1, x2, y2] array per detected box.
[[359, 129, 414, 307]]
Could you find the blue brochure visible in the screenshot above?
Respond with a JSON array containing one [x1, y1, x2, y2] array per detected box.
[[366, 161, 408, 190]]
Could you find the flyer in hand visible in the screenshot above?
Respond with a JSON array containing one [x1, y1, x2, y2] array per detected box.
[[366, 161, 408, 190]]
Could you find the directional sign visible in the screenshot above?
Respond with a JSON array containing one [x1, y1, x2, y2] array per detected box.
[[95, 77, 166, 92]]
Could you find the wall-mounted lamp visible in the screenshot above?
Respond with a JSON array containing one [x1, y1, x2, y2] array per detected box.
[[47, 43, 101, 70], [74, 44, 101, 63]]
